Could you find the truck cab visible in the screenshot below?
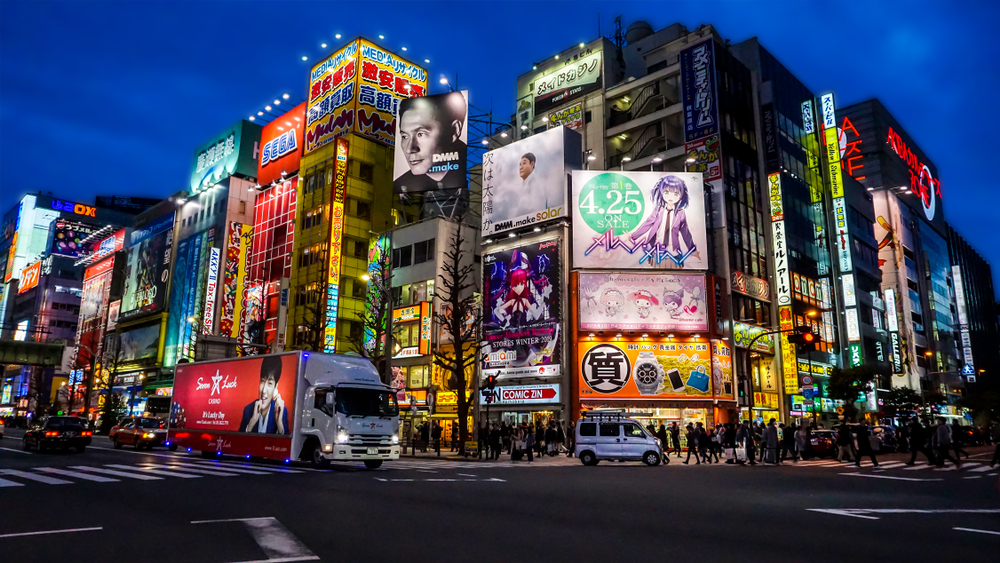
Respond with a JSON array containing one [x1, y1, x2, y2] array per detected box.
[[301, 383, 400, 468]]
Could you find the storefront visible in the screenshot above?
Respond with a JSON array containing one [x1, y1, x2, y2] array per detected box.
[[733, 322, 779, 422], [483, 383, 564, 428]]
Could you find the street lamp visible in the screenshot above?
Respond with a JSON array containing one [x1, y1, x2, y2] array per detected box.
[[620, 156, 632, 170], [651, 156, 662, 171], [684, 157, 696, 172]]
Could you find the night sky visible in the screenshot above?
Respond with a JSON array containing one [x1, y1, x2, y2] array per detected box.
[[2, 0, 998, 292]]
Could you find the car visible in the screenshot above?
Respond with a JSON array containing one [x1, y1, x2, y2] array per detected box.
[[22, 416, 92, 452], [574, 411, 663, 466], [0, 418, 5, 439], [110, 417, 167, 450], [808, 430, 838, 458], [872, 425, 898, 453]]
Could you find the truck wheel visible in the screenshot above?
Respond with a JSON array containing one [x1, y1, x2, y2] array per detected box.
[[113, 437, 122, 449], [311, 444, 331, 468], [643, 451, 661, 466], [364, 460, 383, 469], [580, 451, 598, 466]]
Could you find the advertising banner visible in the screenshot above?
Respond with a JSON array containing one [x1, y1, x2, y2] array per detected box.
[[733, 322, 776, 354], [169, 355, 297, 457], [534, 50, 602, 114], [305, 39, 428, 153], [80, 259, 113, 325], [578, 272, 708, 332], [730, 270, 770, 302], [572, 171, 708, 270], [579, 339, 713, 400], [50, 219, 97, 258], [484, 384, 561, 406], [203, 247, 221, 335], [323, 137, 349, 353], [90, 229, 125, 264], [481, 126, 578, 236], [164, 230, 212, 367], [18, 261, 41, 294], [190, 120, 262, 195], [482, 239, 561, 380], [118, 324, 161, 365], [711, 339, 735, 400], [393, 91, 468, 194], [107, 299, 120, 331], [683, 134, 721, 182], [220, 222, 252, 339], [680, 39, 719, 142], [120, 212, 174, 321], [258, 102, 306, 186], [547, 102, 582, 130]]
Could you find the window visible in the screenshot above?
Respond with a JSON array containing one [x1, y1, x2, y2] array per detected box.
[[352, 238, 368, 259], [298, 244, 325, 268], [303, 207, 324, 229], [354, 200, 371, 220], [408, 365, 429, 388], [358, 162, 374, 183], [413, 239, 435, 264], [392, 245, 412, 268], [239, 201, 246, 214], [350, 278, 366, 299], [624, 424, 645, 438], [599, 423, 620, 437], [579, 423, 597, 437]]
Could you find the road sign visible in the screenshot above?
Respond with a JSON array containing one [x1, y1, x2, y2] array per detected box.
[[836, 406, 844, 414], [802, 388, 814, 400]]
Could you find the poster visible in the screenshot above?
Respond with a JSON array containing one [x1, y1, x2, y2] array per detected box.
[[50, 219, 97, 258], [220, 222, 252, 339], [579, 339, 713, 399], [164, 230, 211, 367], [481, 126, 579, 236], [393, 91, 468, 194], [118, 324, 161, 364], [578, 272, 708, 332], [534, 50, 602, 114], [481, 238, 561, 380], [547, 102, 582, 130], [120, 212, 174, 321], [572, 171, 708, 270], [711, 340, 734, 400]]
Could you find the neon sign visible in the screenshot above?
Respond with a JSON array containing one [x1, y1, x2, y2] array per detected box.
[[323, 136, 349, 353], [887, 126, 941, 222], [51, 199, 97, 217]]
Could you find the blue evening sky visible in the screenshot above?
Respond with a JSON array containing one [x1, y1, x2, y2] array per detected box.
[[1, 0, 998, 291]]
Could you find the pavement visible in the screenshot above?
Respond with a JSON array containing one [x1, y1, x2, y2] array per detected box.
[[1, 428, 999, 563]]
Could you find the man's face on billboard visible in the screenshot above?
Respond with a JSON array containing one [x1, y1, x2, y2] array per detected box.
[[259, 374, 277, 403], [519, 157, 534, 180], [400, 104, 441, 176]]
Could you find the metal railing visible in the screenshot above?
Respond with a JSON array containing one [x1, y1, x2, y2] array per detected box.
[[609, 122, 664, 168], [608, 82, 662, 128]]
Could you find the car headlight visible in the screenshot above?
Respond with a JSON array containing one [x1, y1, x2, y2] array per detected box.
[[654, 438, 662, 446], [336, 431, 349, 444], [391, 434, 399, 445], [144, 433, 155, 439]]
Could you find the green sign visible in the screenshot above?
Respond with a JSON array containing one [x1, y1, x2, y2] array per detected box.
[[577, 172, 646, 236], [733, 321, 775, 354], [190, 120, 262, 194], [849, 342, 863, 367]]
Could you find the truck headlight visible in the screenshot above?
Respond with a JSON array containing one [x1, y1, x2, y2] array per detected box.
[[144, 433, 155, 439], [391, 434, 399, 445], [336, 431, 349, 444]]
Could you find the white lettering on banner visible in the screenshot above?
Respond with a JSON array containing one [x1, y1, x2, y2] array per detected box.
[[261, 129, 298, 166], [203, 247, 220, 335], [771, 221, 791, 305], [845, 308, 861, 341], [485, 385, 561, 405], [890, 332, 903, 373], [842, 274, 856, 307], [832, 198, 853, 272], [821, 93, 836, 129], [884, 287, 899, 332], [801, 100, 815, 134]]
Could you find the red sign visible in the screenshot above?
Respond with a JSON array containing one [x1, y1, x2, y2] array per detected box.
[[168, 354, 298, 458], [488, 384, 561, 405], [258, 103, 306, 186], [886, 126, 942, 221], [18, 261, 41, 293], [84, 256, 115, 280]]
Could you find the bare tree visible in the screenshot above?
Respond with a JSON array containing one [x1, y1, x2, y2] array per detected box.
[[292, 289, 327, 352], [98, 333, 129, 433], [432, 218, 481, 456], [345, 239, 392, 382]]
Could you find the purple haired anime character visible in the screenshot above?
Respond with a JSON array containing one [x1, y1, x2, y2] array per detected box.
[[629, 175, 699, 262]]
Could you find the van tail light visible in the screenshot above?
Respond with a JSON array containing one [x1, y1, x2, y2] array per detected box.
[[44, 431, 60, 437]]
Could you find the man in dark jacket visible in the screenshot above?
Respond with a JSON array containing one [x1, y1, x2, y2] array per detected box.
[[670, 422, 682, 457], [656, 424, 671, 464], [855, 422, 879, 467], [951, 421, 970, 460], [781, 423, 798, 462], [683, 424, 701, 465], [906, 419, 935, 466], [432, 422, 443, 456], [545, 423, 559, 456]]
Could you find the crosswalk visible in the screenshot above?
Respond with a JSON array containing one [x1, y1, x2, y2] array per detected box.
[[773, 458, 998, 475], [0, 459, 307, 488]]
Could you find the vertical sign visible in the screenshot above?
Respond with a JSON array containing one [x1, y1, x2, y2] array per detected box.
[[769, 172, 795, 393], [801, 99, 815, 134], [419, 301, 432, 355], [323, 136, 350, 353], [951, 265, 974, 375], [203, 247, 221, 335]]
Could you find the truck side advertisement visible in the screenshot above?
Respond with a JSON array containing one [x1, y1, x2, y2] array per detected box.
[[169, 354, 298, 458]]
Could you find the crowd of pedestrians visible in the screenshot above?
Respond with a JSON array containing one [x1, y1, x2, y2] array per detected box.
[[478, 420, 569, 462]]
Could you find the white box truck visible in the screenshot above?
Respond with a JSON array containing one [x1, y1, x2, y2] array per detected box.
[[167, 351, 400, 468]]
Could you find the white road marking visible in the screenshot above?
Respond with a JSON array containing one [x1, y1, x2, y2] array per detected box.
[[963, 476, 982, 480], [190, 460, 303, 474], [104, 464, 203, 478], [839, 472, 942, 482], [902, 463, 932, 470], [807, 509, 880, 520], [457, 473, 476, 477], [969, 464, 994, 472], [809, 508, 1000, 520], [0, 469, 73, 485], [0, 526, 103, 538], [139, 464, 241, 477], [192, 517, 319, 563], [68, 466, 163, 480], [36, 467, 119, 482], [0, 477, 25, 487], [0, 446, 32, 455], [954, 527, 1000, 536]]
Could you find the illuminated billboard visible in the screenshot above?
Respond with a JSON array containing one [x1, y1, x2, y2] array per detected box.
[[578, 272, 708, 332], [393, 90, 468, 194], [220, 222, 252, 339], [547, 102, 582, 130], [190, 120, 262, 195], [680, 39, 719, 142], [305, 38, 428, 153], [534, 50, 602, 114], [391, 302, 432, 358], [481, 126, 580, 236], [482, 238, 561, 380], [571, 171, 708, 270], [323, 137, 349, 353], [18, 260, 41, 294], [258, 102, 305, 186], [90, 229, 125, 263], [579, 338, 713, 400], [164, 229, 213, 367], [50, 219, 97, 258], [120, 212, 174, 321]]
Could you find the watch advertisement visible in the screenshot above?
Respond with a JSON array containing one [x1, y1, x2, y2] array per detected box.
[[579, 338, 713, 400]]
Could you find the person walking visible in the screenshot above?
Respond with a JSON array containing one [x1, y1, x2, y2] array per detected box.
[[855, 422, 879, 467], [951, 421, 970, 460], [490, 423, 502, 461], [990, 423, 1000, 468], [794, 425, 809, 461], [545, 423, 558, 456], [905, 419, 935, 466], [697, 422, 712, 463], [656, 424, 671, 464], [420, 422, 430, 453], [670, 422, 682, 457], [567, 421, 576, 458], [724, 423, 738, 464], [763, 419, 780, 464], [934, 418, 961, 468], [780, 423, 797, 462], [524, 428, 534, 463], [835, 423, 855, 463], [431, 421, 443, 456], [737, 420, 757, 466], [683, 423, 701, 465]]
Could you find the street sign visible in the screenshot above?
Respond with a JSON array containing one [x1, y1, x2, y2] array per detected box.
[[802, 388, 814, 400], [836, 406, 844, 414]]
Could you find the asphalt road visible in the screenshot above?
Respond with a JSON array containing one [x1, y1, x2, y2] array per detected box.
[[1, 429, 999, 563]]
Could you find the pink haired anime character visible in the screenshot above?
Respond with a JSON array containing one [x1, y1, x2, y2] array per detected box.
[[628, 289, 659, 319]]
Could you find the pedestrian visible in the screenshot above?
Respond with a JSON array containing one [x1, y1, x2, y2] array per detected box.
[[794, 425, 809, 461], [855, 422, 879, 467], [656, 423, 670, 464], [556, 421, 566, 453], [697, 422, 712, 463], [545, 422, 558, 456], [490, 423, 502, 460], [670, 422, 682, 457], [763, 419, 780, 464], [535, 424, 545, 458], [835, 423, 855, 463], [723, 422, 738, 464], [524, 428, 534, 463], [906, 418, 935, 466], [683, 423, 701, 465], [567, 421, 576, 457], [431, 421, 442, 456], [706, 425, 721, 463], [951, 421, 970, 460], [990, 423, 1000, 468], [754, 422, 766, 463], [933, 418, 961, 468], [737, 420, 757, 466]]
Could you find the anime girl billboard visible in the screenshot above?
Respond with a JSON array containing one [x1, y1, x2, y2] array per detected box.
[[571, 171, 708, 270], [482, 239, 562, 380]]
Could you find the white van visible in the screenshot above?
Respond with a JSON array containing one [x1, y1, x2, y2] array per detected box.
[[574, 411, 663, 466]]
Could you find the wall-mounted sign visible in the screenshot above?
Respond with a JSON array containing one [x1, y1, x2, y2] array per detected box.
[[190, 120, 262, 194], [534, 51, 602, 114], [50, 199, 97, 217], [845, 308, 861, 342], [18, 261, 41, 294], [323, 137, 350, 353], [842, 274, 856, 307], [730, 270, 770, 302], [485, 384, 561, 406], [258, 102, 306, 186], [547, 102, 583, 130], [680, 40, 719, 142], [733, 322, 775, 354], [578, 272, 708, 332], [801, 100, 815, 134]]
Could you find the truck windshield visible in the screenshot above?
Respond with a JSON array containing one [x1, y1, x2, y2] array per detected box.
[[336, 388, 399, 417]]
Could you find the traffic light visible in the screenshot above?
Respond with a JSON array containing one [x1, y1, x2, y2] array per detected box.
[[485, 374, 497, 391], [787, 327, 817, 352]]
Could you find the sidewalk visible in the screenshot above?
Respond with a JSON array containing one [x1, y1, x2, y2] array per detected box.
[[398, 445, 576, 463]]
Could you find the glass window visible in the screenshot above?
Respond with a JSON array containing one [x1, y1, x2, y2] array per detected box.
[[599, 423, 620, 437], [579, 423, 597, 437], [624, 424, 645, 438]]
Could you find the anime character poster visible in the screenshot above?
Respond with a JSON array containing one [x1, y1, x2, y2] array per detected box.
[[578, 273, 708, 332], [481, 238, 561, 381], [572, 171, 707, 270], [120, 212, 175, 321]]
